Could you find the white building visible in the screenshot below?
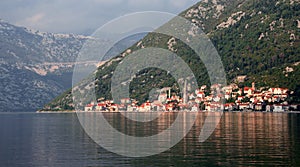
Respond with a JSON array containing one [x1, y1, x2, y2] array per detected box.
[[84, 104, 94, 111], [191, 105, 199, 112], [273, 105, 284, 112]]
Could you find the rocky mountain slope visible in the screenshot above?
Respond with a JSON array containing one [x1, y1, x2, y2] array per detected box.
[[0, 19, 145, 112], [44, 0, 300, 110], [0, 20, 90, 112]]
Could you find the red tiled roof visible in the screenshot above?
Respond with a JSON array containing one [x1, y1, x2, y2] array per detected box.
[[97, 103, 106, 107]]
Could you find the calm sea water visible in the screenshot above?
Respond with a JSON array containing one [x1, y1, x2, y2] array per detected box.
[[0, 112, 299, 167]]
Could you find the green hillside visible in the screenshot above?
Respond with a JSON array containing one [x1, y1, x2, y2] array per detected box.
[[43, 0, 300, 111]]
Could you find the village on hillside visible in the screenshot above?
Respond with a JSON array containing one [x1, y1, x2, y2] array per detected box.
[[84, 79, 299, 112]]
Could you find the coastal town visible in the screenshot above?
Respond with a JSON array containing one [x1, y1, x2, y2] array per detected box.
[[84, 81, 299, 113]]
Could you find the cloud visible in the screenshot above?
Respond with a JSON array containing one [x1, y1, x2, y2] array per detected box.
[[0, 0, 199, 34], [92, 0, 124, 6], [169, 0, 194, 9], [127, 0, 163, 9], [18, 13, 45, 27]]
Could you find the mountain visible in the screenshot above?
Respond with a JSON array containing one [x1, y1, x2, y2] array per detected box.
[[0, 20, 90, 112], [43, 0, 300, 111], [0, 19, 147, 112]]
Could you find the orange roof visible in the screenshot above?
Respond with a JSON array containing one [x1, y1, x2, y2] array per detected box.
[[97, 103, 106, 107]]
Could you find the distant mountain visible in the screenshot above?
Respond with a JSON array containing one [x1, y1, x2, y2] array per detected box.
[[0, 19, 146, 112], [43, 0, 300, 110], [0, 19, 90, 112]]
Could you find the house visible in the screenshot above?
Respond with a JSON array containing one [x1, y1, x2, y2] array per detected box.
[[231, 92, 239, 98], [236, 75, 247, 82], [144, 102, 152, 111], [127, 104, 138, 112], [254, 103, 263, 111], [211, 84, 221, 90], [152, 101, 165, 111], [205, 104, 211, 111], [196, 92, 205, 98], [272, 96, 281, 102], [256, 95, 264, 102], [264, 95, 272, 101], [213, 96, 221, 102], [238, 103, 250, 110], [237, 96, 244, 101], [195, 89, 201, 94], [273, 105, 284, 112], [105, 100, 114, 106], [118, 104, 126, 111], [189, 93, 196, 100], [225, 93, 231, 100], [250, 97, 256, 103], [96, 103, 106, 111], [282, 104, 289, 111], [166, 98, 172, 103], [178, 103, 189, 110], [139, 102, 152, 112], [165, 103, 174, 111], [206, 102, 222, 112], [249, 103, 255, 110], [232, 89, 243, 96], [281, 93, 288, 99], [224, 103, 235, 111], [188, 100, 196, 106], [200, 85, 207, 90], [158, 93, 168, 103], [266, 105, 273, 112], [84, 104, 94, 111], [195, 97, 203, 104], [171, 95, 179, 101], [127, 105, 133, 112], [107, 104, 118, 112], [191, 104, 199, 112], [244, 87, 254, 95], [269, 88, 289, 95], [205, 95, 213, 101], [222, 86, 233, 94], [290, 105, 299, 111], [120, 98, 131, 104]]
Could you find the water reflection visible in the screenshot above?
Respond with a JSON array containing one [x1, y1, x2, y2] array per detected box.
[[0, 112, 299, 166], [206, 113, 294, 166], [138, 112, 299, 166]]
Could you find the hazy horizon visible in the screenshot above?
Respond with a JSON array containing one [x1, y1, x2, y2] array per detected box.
[[0, 0, 199, 35]]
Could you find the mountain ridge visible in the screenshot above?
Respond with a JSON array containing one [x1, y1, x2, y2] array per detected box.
[[0, 20, 88, 112], [0, 19, 146, 112], [40, 0, 299, 110]]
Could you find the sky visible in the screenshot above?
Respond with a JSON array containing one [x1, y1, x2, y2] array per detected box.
[[0, 0, 199, 35]]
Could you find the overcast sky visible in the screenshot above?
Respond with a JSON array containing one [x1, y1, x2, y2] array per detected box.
[[0, 0, 199, 35]]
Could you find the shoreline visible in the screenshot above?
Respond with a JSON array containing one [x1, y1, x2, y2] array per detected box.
[[36, 110, 300, 114]]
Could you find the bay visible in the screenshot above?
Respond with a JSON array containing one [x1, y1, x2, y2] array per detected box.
[[0, 112, 299, 166]]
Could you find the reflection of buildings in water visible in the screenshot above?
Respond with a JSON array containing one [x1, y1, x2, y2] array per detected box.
[[80, 112, 292, 162], [176, 112, 291, 162], [210, 113, 291, 160]]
